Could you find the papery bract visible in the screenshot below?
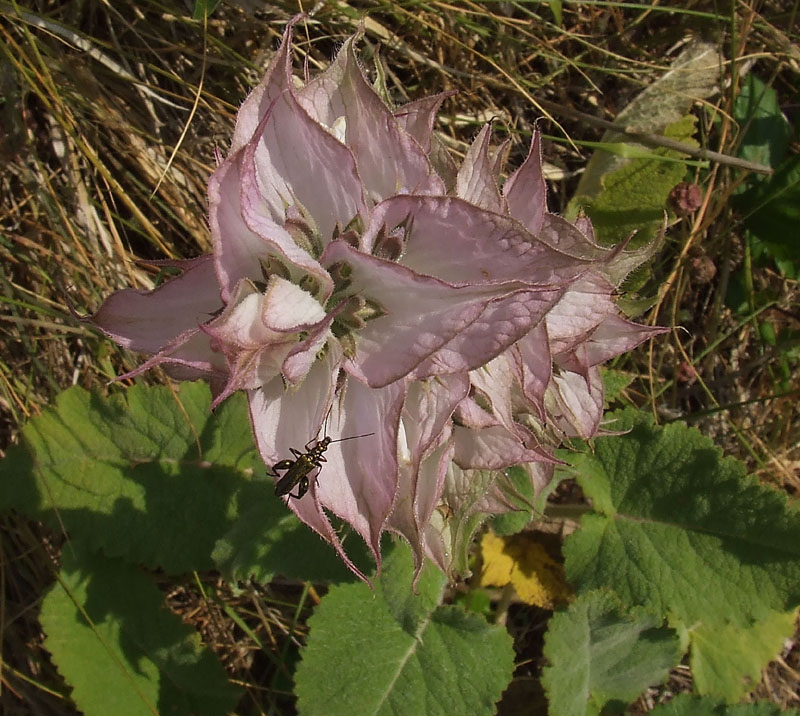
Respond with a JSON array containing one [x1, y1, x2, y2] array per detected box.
[[89, 17, 666, 580]]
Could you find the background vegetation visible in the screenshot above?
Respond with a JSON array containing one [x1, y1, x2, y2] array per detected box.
[[1, 1, 798, 713]]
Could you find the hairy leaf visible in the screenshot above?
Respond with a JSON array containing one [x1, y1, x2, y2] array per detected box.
[[573, 116, 696, 247], [295, 542, 514, 716], [211, 480, 375, 583], [691, 610, 798, 701], [542, 590, 681, 716], [563, 410, 800, 700], [41, 545, 239, 716], [1, 382, 259, 574], [569, 40, 719, 245]]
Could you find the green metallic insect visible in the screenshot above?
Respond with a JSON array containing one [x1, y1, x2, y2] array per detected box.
[[269, 426, 374, 500]]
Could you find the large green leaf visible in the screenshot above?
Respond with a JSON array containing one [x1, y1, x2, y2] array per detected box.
[[41, 545, 239, 716], [294, 542, 515, 716], [572, 40, 718, 202], [0, 383, 258, 574], [1, 382, 367, 582], [542, 590, 681, 716], [563, 410, 800, 701], [212, 482, 376, 584]]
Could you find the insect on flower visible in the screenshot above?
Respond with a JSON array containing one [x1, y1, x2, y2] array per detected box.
[[269, 416, 374, 500]]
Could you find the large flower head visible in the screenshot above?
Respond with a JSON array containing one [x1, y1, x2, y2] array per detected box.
[[90, 18, 665, 580]]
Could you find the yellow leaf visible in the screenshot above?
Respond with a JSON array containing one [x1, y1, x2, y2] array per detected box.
[[480, 532, 571, 609], [480, 532, 516, 588]]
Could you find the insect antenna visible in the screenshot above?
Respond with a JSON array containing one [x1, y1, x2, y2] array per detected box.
[[328, 432, 375, 443], [318, 402, 334, 437]]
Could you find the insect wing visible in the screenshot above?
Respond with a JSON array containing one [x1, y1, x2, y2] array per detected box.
[[273, 460, 304, 496], [273, 454, 319, 497], [293, 476, 310, 500]]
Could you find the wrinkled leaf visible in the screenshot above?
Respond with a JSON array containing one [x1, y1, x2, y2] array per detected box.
[[563, 410, 800, 701], [541, 590, 681, 716], [573, 116, 696, 246], [1, 383, 260, 574], [295, 542, 514, 716], [572, 40, 719, 205], [691, 610, 798, 702], [41, 545, 239, 716], [601, 367, 635, 405]]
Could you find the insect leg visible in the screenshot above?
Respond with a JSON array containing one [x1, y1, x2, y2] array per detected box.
[[267, 459, 293, 477], [287, 476, 310, 500]]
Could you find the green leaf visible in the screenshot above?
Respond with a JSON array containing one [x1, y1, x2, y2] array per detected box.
[[211, 479, 371, 583], [456, 588, 492, 617], [563, 410, 800, 700], [691, 610, 798, 701], [1, 383, 260, 574], [649, 693, 800, 716], [41, 545, 239, 716], [490, 506, 531, 536], [737, 154, 800, 266], [649, 693, 720, 716], [733, 74, 791, 172], [192, 0, 220, 20], [725, 704, 800, 716], [600, 368, 635, 406], [542, 590, 681, 716], [548, 0, 563, 26], [574, 116, 696, 247], [616, 292, 660, 318], [491, 465, 538, 536], [568, 40, 719, 244], [295, 542, 515, 716]]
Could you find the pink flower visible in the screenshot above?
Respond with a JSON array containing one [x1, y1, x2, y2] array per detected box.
[[90, 18, 665, 580]]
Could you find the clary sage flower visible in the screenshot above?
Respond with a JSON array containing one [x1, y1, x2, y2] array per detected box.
[[90, 18, 665, 580]]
